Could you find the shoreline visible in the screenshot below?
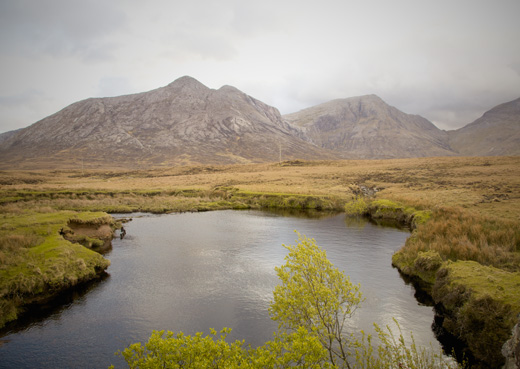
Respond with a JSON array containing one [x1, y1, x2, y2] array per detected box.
[[1, 157, 519, 367]]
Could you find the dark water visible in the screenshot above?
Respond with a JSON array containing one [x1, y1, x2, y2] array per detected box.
[[0, 210, 440, 368]]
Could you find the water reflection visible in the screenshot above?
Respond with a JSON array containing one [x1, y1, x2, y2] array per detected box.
[[0, 210, 440, 369]]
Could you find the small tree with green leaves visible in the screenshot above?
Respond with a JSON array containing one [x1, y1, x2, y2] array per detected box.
[[112, 327, 333, 369], [113, 232, 460, 369], [269, 232, 363, 369]]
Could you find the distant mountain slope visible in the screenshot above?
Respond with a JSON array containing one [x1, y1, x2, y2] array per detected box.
[[283, 95, 456, 159], [0, 128, 21, 145], [448, 97, 520, 156], [1, 77, 518, 169], [0, 76, 336, 168]]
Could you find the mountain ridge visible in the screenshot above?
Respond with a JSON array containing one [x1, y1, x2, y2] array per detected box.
[[0, 76, 518, 169], [448, 97, 520, 156], [283, 95, 455, 159], [0, 76, 336, 168]]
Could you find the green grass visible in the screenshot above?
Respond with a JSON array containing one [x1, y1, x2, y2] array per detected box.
[[0, 210, 112, 328], [440, 260, 520, 309], [361, 199, 432, 228], [431, 260, 520, 366]]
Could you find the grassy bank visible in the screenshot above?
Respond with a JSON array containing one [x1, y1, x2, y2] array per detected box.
[[389, 206, 520, 367], [0, 187, 346, 214], [343, 192, 520, 367], [0, 210, 114, 328], [0, 157, 519, 366]]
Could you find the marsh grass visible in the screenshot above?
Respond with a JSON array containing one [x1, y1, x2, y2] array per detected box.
[[0, 210, 112, 328], [391, 206, 520, 367], [0, 157, 519, 365], [395, 207, 520, 272]]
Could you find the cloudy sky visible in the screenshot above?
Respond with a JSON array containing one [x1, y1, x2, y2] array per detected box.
[[1, 0, 519, 134]]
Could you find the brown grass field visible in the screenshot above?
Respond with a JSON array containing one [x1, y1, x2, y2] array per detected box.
[[2, 156, 519, 218], [1, 156, 520, 367]]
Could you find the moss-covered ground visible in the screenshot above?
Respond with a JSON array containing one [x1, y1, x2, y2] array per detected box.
[[0, 210, 114, 328]]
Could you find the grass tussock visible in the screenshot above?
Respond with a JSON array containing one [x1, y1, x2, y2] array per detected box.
[[394, 207, 520, 274]]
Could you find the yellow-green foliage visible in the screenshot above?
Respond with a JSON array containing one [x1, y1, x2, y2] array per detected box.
[[113, 327, 332, 369], [270, 233, 364, 367], [344, 197, 368, 216], [367, 199, 431, 228], [0, 209, 111, 328]]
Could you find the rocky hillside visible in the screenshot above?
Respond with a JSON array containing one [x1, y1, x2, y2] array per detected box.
[[0, 77, 518, 169], [283, 95, 456, 159], [0, 76, 335, 169], [448, 97, 520, 156]]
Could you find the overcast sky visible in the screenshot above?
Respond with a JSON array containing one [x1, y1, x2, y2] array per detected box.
[[1, 0, 519, 134]]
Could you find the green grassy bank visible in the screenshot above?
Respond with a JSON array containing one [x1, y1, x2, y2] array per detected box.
[[0, 210, 115, 328], [344, 197, 520, 368]]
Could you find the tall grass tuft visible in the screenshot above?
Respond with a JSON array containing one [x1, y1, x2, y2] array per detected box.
[[402, 206, 520, 271]]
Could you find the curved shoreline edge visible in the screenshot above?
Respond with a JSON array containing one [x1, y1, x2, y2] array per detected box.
[[1, 180, 519, 368], [0, 212, 116, 330]]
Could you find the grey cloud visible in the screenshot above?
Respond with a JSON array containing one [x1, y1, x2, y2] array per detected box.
[[510, 61, 520, 77], [1, 0, 519, 134], [0, 89, 51, 133], [0, 89, 46, 107], [0, 0, 126, 62], [97, 77, 133, 98]]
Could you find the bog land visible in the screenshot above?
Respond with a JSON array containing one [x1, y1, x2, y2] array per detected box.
[[1, 156, 519, 367]]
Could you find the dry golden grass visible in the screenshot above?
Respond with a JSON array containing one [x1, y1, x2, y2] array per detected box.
[[2, 156, 518, 219]]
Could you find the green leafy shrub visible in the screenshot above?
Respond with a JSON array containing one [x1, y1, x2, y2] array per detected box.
[[344, 197, 368, 216]]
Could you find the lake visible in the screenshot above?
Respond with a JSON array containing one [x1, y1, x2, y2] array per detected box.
[[0, 210, 440, 368]]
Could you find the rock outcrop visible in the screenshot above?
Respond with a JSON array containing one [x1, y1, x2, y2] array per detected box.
[[503, 316, 520, 369]]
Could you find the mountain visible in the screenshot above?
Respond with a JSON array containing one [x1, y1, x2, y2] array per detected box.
[[448, 97, 520, 156], [0, 76, 336, 168], [0, 128, 21, 145], [1, 77, 518, 169], [283, 95, 456, 159]]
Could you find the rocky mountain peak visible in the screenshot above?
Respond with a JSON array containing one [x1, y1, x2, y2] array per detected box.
[[166, 75, 208, 90], [0, 76, 334, 168], [0, 76, 517, 169], [284, 94, 454, 159]]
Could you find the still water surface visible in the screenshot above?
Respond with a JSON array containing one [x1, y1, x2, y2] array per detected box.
[[0, 210, 439, 368]]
